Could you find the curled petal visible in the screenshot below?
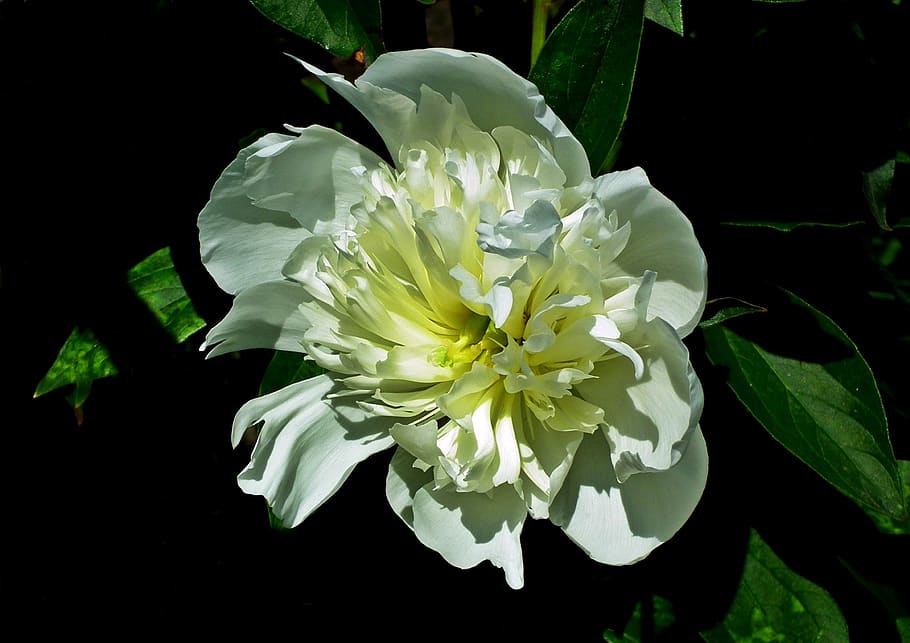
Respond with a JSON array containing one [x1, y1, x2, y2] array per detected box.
[[201, 280, 310, 358], [233, 375, 396, 527]]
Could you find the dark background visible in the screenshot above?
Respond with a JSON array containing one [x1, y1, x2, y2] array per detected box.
[[2, 0, 908, 639]]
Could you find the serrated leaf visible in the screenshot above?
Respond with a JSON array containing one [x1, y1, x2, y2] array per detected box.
[[529, 0, 645, 174], [722, 220, 865, 232], [127, 247, 206, 345], [34, 327, 119, 399], [703, 289, 905, 520], [645, 0, 683, 35], [248, 0, 382, 62], [259, 350, 325, 396], [603, 595, 677, 642], [700, 530, 849, 642], [863, 158, 896, 231]]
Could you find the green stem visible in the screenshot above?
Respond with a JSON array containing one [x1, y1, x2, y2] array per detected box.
[[530, 0, 549, 69]]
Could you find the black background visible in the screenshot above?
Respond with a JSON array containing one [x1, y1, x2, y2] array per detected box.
[[3, 0, 908, 639]]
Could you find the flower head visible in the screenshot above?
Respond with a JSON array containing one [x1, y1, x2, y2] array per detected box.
[[199, 48, 708, 589]]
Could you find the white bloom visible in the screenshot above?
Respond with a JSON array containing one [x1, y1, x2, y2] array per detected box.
[[199, 48, 708, 589]]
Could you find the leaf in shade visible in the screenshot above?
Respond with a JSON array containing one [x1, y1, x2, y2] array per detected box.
[[722, 220, 865, 232], [702, 289, 906, 520], [700, 530, 849, 642], [127, 247, 206, 345], [863, 158, 896, 231], [248, 0, 382, 62], [529, 0, 645, 174], [259, 350, 326, 396], [34, 327, 119, 423], [645, 0, 683, 35], [699, 297, 768, 329]]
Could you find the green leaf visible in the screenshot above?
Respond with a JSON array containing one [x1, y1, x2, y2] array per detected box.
[[865, 460, 910, 535], [702, 289, 906, 520], [259, 350, 325, 396], [897, 616, 910, 642], [645, 0, 683, 35], [34, 327, 119, 399], [529, 0, 645, 174], [248, 0, 382, 62], [126, 247, 206, 345], [722, 220, 865, 232], [699, 298, 768, 329], [700, 529, 849, 642], [604, 595, 677, 641], [863, 158, 896, 231]]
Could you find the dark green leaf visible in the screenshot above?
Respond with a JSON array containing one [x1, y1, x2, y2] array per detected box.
[[863, 158, 896, 231], [248, 0, 382, 62], [259, 350, 325, 396], [722, 220, 865, 232], [127, 247, 206, 345], [703, 289, 906, 519], [645, 0, 683, 35], [700, 529, 849, 642], [529, 0, 645, 174], [34, 327, 119, 398], [603, 595, 677, 642]]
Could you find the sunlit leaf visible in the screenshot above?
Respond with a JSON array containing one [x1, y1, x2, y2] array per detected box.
[[604, 595, 676, 641], [530, 0, 645, 173], [722, 220, 864, 232], [127, 247, 206, 345], [34, 327, 119, 408], [645, 0, 683, 35], [259, 350, 325, 396], [863, 158, 896, 231], [248, 0, 382, 62], [700, 530, 849, 642], [703, 289, 906, 520]]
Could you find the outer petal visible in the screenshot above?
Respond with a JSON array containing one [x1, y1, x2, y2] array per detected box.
[[243, 125, 385, 236], [199, 126, 384, 294], [550, 428, 708, 565], [392, 458, 527, 588], [594, 168, 707, 337], [575, 317, 702, 482], [232, 374, 396, 527], [295, 49, 592, 188], [201, 280, 311, 358], [198, 132, 307, 294]]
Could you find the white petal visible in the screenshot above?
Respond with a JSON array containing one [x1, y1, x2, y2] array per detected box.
[[198, 132, 308, 294], [594, 168, 708, 337], [386, 446, 434, 528], [232, 375, 396, 527], [576, 318, 701, 481], [550, 428, 707, 565], [476, 200, 563, 260], [243, 124, 385, 236], [412, 481, 527, 589], [202, 280, 310, 358], [295, 49, 591, 188]]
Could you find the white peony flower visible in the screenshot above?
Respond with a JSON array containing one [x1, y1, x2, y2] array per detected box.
[[199, 48, 708, 589]]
